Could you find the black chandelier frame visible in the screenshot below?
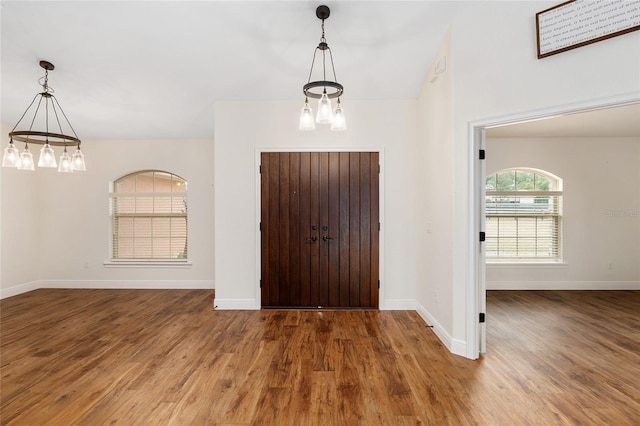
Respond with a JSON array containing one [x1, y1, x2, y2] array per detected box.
[[302, 5, 344, 100], [8, 60, 82, 148]]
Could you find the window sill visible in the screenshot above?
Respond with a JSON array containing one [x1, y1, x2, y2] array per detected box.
[[104, 260, 193, 268], [487, 260, 567, 268]]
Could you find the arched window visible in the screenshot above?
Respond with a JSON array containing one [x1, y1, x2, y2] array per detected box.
[[485, 168, 562, 260], [110, 170, 187, 261]]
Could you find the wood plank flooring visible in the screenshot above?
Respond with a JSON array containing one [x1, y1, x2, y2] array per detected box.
[[1, 289, 639, 425]]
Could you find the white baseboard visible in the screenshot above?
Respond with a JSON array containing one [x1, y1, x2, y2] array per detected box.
[[415, 302, 467, 358], [487, 280, 640, 290], [42, 280, 215, 290], [213, 298, 260, 310], [0, 280, 215, 299], [382, 299, 417, 310], [0, 281, 40, 300]]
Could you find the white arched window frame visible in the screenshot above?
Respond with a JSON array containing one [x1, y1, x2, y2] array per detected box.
[[485, 168, 562, 262], [107, 170, 189, 265]]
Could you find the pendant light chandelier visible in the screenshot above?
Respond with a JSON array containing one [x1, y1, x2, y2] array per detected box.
[[299, 5, 346, 131], [2, 60, 85, 172]]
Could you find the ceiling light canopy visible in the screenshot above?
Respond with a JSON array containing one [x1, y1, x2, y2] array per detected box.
[[2, 60, 85, 172], [299, 5, 346, 131]]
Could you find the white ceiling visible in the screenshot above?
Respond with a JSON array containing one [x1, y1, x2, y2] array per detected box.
[[2, 1, 637, 142], [1, 1, 466, 140]]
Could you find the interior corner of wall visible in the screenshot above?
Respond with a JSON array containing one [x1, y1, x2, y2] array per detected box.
[[416, 301, 469, 359]]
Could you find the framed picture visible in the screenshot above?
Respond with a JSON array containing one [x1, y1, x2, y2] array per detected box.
[[536, 0, 640, 59]]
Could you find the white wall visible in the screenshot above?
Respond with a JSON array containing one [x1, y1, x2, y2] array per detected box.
[[213, 100, 418, 309], [1, 137, 215, 297], [1, 121, 42, 296], [486, 137, 640, 289], [415, 31, 460, 351]]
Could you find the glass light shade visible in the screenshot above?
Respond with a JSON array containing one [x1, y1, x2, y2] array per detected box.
[[38, 143, 57, 168], [299, 101, 315, 130], [17, 148, 35, 171], [2, 142, 20, 167], [58, 150, 73, 173], [330, 101, 346, 131], [71, 148, 86, 171], [316, 92, 333, 124]]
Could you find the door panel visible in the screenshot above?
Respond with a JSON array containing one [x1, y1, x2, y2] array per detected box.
[[369, 153, 380, 308], [298, 152, 317, 306], [261, 152, 379, 308], [348, 153, 361, 306], [338, 153, 351, 306], [277, 153, 290, 306], [261, 152, 317, 307]]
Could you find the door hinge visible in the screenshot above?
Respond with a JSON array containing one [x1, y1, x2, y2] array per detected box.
[[479, 231, 486, 242], [259, 222, 262, 231], [260, 279, 262, 288], [378, 164, 381, 173], [479, 149, 486, 160], [378, 222, 381, 231], [479, 312, 486, 323], [378, 280, 380, 289], [259, 165, 262, 173]]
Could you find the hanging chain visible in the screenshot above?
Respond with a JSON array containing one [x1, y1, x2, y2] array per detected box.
[[39, 68, 54, 95]]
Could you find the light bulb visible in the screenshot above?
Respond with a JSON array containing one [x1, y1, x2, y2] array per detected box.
[[71, 147, 86, 171], [58, 149, 73, 173], [330, 100, 346, 131], [17, 147, 35, 171], [2, 141, 20, 167], [38, 143, 57, 168], [316, 91, 333, 124], [299, 100, 315, 130]]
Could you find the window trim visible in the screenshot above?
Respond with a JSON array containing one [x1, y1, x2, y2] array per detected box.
[[109, 170, 190, 266], [103, 259, 192, 268], [485, 168, 563, 263], [487, 259, 567, 266]]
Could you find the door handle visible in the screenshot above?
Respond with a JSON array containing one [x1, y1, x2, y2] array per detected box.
[[306, 236, 317, 242], [322, 236, 334, 242]]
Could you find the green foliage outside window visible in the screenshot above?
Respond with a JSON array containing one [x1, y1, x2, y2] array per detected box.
[[486, 170, 551, 191]]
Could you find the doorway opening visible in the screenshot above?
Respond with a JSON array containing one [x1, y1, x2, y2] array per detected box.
[[468, 93, 640, 359]]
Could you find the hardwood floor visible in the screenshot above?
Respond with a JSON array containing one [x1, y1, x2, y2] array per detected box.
[[1, 289, 638, 425]]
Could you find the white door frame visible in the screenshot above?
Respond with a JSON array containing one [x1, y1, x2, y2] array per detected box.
[[466, 92, 640, 360]]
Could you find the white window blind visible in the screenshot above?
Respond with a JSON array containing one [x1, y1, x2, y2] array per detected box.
[[486, 169, 562, 261], [110, 171, 187, 260], [486, 192, 561, 258]]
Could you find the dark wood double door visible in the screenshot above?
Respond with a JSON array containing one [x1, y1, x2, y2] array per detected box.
[[261, 152, 379, 308]]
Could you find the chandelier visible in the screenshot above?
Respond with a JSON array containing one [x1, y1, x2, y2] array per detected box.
[[2, 60, 85, 172], [299, 5, 346, 131]]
